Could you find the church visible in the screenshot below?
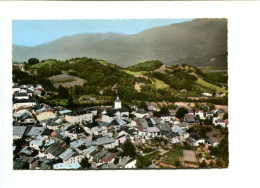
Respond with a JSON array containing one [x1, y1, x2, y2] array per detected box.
[[101, 96, 129, 123]]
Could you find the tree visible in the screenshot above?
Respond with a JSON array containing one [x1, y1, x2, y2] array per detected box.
[[121, 139, 136, 158], [67, 95, 74, 108], [136, 155, 152, 168], [139, 101, 147, 110], [58, 85, 69, 99], [65, 137, 70, 145], [199, 159, 208, 168], [28, 58, 39, 65], [175, 107, 189, 119], [174, 160, 181, 168], [80, 158, 91, 169], [160, 105, 169, 115], [223, 112, 228, 120]]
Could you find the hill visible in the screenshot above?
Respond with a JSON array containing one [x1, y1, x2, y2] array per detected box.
[[13, 18, 227, 67]]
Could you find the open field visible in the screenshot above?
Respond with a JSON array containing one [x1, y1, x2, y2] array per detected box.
[[49, 71, 86, 88], [123, 70, 169, 89], [29, 60, 57, 69], [196, 77, 227, 93]]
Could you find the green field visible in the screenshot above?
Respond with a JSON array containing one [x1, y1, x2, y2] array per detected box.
[[29, 60, 57, 69], [123, 70, 169, 89], [48, 99, 68, 106], [54, 79, 75, 83], [196, 77, 227, 93], [144, 151, 160, 161], [162, 144, 195, 165], [123, 70, 145, 76]]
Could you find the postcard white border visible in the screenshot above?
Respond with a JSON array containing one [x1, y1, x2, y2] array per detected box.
[[1, 1, 260, 188]]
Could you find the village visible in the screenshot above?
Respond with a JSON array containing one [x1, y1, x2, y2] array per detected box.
[[12, 82, 229, 170]]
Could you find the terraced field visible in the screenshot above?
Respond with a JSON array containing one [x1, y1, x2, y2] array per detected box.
[[196, 77, 227, 93], [48, 71, 86, 88]]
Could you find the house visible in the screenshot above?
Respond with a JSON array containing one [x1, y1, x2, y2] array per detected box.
[[125, 159, 136, 168], [12, 85, 21, 94], [65, 108, 93, 124], [160, 114, 171, 122], [164, 132, 179, 143], [207, 138, 219, 147], [43, 142, 67, 160], [88, 147, 104, 162], [93, 149, 109, 165], [93, 136, 116, 148], [83, 122, 100, 135], [132, 109, 149, 118], [184, 114, 196, 124], [187, 133, 205, 146], [34, 90, 42, 97], [110, 118, 127, 127], [100, 153, 116, 164], [118, 156, 133, 168], [13, 99, 37, 109], [19, 147, 38, 157], [13, 157, 38, 169], [59, 148, 84, 164], [171, 126, 189, 140], [64, 125, 88, 140], [129, 103, 137, 110], [53, 162, 81, 170], [29, 140, 43, 150], [195, 110, 204, 119], [147, 105, 158, 112], [213, 118, 226, 128], [147, 127, 161, 138], [102, 108, 129, 123], [44, 118, 62, 130], [24, 126, 45, 138], [58, 109, 72, 117], [169, 109, 177, 118], [14, 92, 29, 100], [13, 126, 27, 139], [177, 122, 190, 130], [202, 93, 212, 97]]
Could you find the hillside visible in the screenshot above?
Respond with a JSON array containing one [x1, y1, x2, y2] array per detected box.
[[13, 18, 227, 67]]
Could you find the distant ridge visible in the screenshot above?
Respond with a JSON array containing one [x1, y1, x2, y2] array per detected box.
[[13, 18, 227, 67]]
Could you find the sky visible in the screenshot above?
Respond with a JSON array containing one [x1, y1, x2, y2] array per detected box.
[[12, 19, 193, 47]]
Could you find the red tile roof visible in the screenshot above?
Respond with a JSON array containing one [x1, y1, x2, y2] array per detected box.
[[100, 153, 116, 163]]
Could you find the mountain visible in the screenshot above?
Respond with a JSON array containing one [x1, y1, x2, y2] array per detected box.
[[13, 18, 227, 67]]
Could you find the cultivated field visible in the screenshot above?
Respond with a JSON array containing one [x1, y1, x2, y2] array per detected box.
[[48, 71, 86, 88]]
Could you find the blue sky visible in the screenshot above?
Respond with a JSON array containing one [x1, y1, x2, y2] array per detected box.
[[13, 19, 193, 47]]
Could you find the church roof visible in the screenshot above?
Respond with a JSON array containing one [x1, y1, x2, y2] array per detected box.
[[114, 97, 121, 102]]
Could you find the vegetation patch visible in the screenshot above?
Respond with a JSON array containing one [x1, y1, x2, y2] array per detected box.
[[196, 77, 227, 93], [29, 59, 57, 69], [127, 60, 163, 72]]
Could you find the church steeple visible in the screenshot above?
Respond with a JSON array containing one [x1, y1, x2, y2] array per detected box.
[[114, 96, 121, 109]]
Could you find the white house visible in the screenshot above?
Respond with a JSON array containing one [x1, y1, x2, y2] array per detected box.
[[14, 93, 29, 100], [195, 110, 204, 119], [161, 114, 171, 122], [125, 159, 137, 168], [202, 92, 212, 97], [65, 109, 93, 124], [147, 127, 161, 138], [13, 99, 37, 109], [187, 133, 205, 146], [213, 118, 226, 128]]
